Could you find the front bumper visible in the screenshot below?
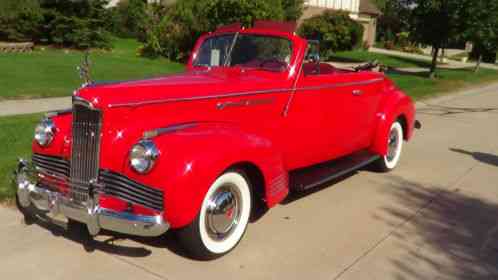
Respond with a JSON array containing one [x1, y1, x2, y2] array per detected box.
[[15, 159, 169, 237]]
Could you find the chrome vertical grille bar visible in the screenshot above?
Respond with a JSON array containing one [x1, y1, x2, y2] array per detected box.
[[70, 99, 102, 204]]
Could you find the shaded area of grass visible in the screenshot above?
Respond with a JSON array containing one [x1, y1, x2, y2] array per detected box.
[[0, 38, 184, 100], [0, 114, 41, 204], [331, 50, 432, 68]]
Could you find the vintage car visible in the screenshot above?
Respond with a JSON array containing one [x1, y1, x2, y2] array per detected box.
[[14, 21, 419, 259]]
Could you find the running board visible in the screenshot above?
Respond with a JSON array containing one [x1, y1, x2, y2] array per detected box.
[[289, 150, 380, 192]]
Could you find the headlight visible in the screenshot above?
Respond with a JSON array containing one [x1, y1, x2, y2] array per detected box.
[[129, 140, 160, 174], [34, 118, 56, 147]]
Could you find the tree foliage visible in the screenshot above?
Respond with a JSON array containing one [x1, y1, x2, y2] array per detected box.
[[0, 0, 113, 49], [110, 0, 148, 40], [0, 0, 43, 42], [410, 0, 465, 77], [298, 11, 364, 58], [281, 0, 305, 21], [460, 0, 498, 68], [376, 0, 413, 43], [142, 0, 304, 61]]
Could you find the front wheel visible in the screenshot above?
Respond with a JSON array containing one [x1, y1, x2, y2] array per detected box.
[[372, 121, 404, 172], [177, 170, 252, 260]]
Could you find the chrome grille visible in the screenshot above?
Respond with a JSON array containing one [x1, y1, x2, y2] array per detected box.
[[99, 170, 164, 212], [32, 153, 70, 178], [70, 102, 102, 204]]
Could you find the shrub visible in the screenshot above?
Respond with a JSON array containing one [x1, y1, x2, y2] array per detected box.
[[0, 0, 113, 49], [38, 0, 113, 49], [298, 11, 364, 59], [0, 0, 42, 42], [281, 0, 305, 21], [109, 0, 148, 40]]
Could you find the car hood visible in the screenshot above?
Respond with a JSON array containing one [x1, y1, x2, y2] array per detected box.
[[77, 68, 292, 109]]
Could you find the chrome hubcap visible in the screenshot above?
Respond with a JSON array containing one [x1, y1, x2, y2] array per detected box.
[[205, 184, 242, 241], [387, 129, 399, 162]]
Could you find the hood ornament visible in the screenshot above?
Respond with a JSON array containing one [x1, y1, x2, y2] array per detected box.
[[77, 50, 93, 87]]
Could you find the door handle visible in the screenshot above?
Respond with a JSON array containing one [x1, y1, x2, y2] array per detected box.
[[352, 89, 363, 96]]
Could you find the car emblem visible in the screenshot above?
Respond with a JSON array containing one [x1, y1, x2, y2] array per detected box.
[[77, 50, 93, 87]]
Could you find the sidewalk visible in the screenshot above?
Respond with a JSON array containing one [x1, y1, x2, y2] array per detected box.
[[369, 47, 498, 71], [0, 97, 71, 117]]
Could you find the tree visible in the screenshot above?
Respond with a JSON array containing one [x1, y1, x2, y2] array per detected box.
[[0, 0, 42, 42], [375, 0, 413, 43], [460, 0, 498, 71], [410, 0, 464, 78]]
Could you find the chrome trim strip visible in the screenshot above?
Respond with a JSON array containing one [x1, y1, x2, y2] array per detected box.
[[107, 78, 384, 109], [143, 122, 198, 139], [216, 97, 275, 110], [294, 78, 385, 92], [45, 108, 72, 118], [72, 96, 96, 110], [108, 88, 291, 108]]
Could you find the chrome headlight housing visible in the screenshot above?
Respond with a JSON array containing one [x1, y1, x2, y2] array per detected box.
[[129, 140, 160, 174], [34, 118, 56, 147]]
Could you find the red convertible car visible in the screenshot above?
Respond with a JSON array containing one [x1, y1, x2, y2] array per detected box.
[[15, 21, 419, 259]]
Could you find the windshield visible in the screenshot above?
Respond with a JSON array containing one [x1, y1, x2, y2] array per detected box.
[[193, 34, 293, 72]]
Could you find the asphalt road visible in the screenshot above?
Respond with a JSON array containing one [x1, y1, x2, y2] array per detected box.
[[1, 84, 498, 280]]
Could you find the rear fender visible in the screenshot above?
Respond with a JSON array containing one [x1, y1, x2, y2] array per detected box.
[[370, 90, 415, 156], [141, 122, 288, 229]]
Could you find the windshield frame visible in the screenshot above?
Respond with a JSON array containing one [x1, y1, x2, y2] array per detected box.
[[191, 32, 295, 73]]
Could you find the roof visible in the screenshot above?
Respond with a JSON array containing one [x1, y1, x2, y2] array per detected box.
[[359, 0, 382, 16]]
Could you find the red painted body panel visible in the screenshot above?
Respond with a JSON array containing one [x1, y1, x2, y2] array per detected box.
[[33, 26, 416, 229]]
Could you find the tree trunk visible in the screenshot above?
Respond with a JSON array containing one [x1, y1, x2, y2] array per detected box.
[[474, 54, 482, 73], [430, 46, 440, 79]]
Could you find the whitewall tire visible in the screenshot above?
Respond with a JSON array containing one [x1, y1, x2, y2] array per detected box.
[[373, 121, 404, 172], [177, 170, 252, 260]]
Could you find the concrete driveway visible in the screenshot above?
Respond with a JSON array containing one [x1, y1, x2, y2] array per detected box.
[[1, 85, 498, 280]]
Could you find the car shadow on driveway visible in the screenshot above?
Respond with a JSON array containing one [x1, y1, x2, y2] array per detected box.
[[28, 214, 156, 258], [281, 172, 356, 205], [450, 148, 498, 167], [28, 211, 197, 259], [375, 175, 498, 279]]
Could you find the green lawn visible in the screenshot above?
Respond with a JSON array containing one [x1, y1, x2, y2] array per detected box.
[[332, 50, 498, 100], [389, 68, 498, 99], [0, 38, 184, 100], [331, 50, 432, 68], [0, 114, 41, 204]]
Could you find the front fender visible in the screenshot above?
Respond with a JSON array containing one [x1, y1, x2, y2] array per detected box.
[[126, 122, 288, 229], [370, 89, 415, 156]]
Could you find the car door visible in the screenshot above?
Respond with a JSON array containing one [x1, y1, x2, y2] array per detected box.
[[332, 72, 384, 151], [293, 68, 383, 161], [294, 70, 359, 160]]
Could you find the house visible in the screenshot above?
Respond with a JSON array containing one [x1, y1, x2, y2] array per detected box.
[[301, 0, 382, 47]]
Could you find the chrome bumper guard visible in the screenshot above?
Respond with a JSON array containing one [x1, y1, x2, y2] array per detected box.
[[15, 159, 169, 237]]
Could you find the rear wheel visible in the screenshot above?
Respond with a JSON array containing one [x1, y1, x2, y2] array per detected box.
[[177, 170, 252, 260], [373, 121, 404, 172]]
